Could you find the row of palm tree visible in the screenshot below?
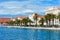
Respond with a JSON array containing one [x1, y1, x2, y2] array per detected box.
[[9, 13, 60, 27], [33, 13, 60, 27], [44, 14, 56, 26], [9, 17, 33, 26]]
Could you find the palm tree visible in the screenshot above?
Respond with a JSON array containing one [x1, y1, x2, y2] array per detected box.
[[22, 17, 33, 26], [45, 14, 52, 26], [44, 15, 48, 26], [27, 18, 33, 26], [20, 20, 23, 26], [16, 19, 21, 26], [39, 18, 45, 26], [51, 14, 56, 26], [33, 13, 38, 26], [22, 18, 29, 26], [57, 13, 60, 22], [9, 20, 15, 25]]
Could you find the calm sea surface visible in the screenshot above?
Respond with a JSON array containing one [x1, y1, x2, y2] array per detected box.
[[0, 26, 60, 40]]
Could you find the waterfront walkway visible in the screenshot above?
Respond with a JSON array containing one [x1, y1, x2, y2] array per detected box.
[[3, 26, 60, 30]]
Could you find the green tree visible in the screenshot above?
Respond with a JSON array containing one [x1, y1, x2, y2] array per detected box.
[[16, 19, 21, 26], [22, 18, 29, 26], [33, 13, 38, 26], [44, 15, 48, 26], [27, 18, 33, 26], [45, 14, 52, 26], [39, 18, 45, 26], [22, 17, 33, 26], [9, 20, 15, 25], [51, 14, 56, 26], [57, 13, 60, 22]]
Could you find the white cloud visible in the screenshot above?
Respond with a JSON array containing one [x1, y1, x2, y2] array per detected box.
[[0, 1, 55, 15], [38, 0, 52, 1], [0, 1, 34, 15], [22, 9, 34, 13], [0, 1, 35, 15], [0, 1, 30, 15], [0, 1, 28, 9]]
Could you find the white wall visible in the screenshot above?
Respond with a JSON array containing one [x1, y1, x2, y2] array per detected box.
[[45, 7, 60, 25]]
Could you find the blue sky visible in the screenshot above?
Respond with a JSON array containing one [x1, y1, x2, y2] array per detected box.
[[0, 0, 60, 17]]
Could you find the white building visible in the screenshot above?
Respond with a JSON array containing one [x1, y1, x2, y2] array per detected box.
[[11, 16, 27, 22], [16, 16, 27, 20], [46, 7, 60, 15], [28, 13, 44, 25], [11, 13, 44, 25], [45, 7, 60, 25], [11, 18, 16, 21]]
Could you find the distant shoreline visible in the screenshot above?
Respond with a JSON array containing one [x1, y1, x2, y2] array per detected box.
[[0, 26, 60, 30]]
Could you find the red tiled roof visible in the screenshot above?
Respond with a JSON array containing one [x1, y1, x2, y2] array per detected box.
[[20, 16, 26, 19], [29, 13, 44, 18], [16, 16, 27, 20], [37, 15, 44, 18], [0, 18, 11, 23]]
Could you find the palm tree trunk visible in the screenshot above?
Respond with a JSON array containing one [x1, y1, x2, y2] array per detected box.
[[25, 22, 27, 26], [46, 20, 48, 26], [52, 19, 54, 26], [49, 20, 50, 26], [42, 22, 43, 26], [20, 23, 22, 26], [36, 20, 37, 27], [29, 23, 31, 26]]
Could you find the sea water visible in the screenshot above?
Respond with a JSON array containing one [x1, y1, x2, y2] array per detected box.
[[0, 27, 60, 40]]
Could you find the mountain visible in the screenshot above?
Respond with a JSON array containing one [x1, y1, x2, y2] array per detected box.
[[0, 12, 33, 18], [0, 12, 44, 18]]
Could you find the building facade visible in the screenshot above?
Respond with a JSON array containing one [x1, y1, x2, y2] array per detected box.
[[46, 7, 60, 25], [46, 7, 60, 15], [0, 18, 11, 24], [28, 13, 44, 25], [0, 14, 44, 25]]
